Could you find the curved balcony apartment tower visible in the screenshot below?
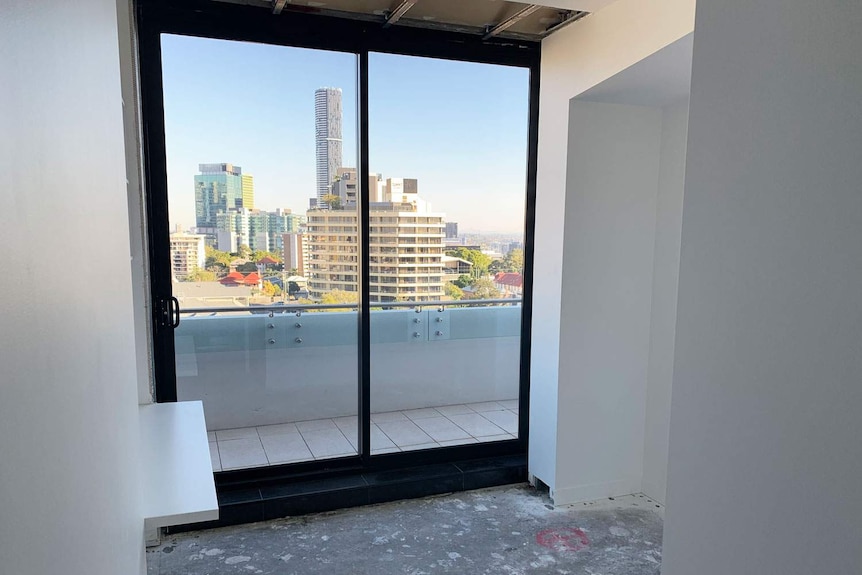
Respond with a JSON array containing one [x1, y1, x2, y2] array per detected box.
[[315, 87, 343, 208]]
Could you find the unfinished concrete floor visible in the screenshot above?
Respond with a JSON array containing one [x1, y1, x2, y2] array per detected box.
[[147, 485, 663, 575]]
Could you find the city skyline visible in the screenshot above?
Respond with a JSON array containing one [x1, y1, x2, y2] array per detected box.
[[160, 34, 529, 234]]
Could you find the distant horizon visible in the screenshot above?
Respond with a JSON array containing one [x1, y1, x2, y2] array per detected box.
[[173, 214, 527, 241], [161, 35, 530, 235]]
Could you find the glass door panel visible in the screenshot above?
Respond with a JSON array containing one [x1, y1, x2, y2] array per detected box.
[[161, 34, 359, 470], [368, 53, 530, 454]]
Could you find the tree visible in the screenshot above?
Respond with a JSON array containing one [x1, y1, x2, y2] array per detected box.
[[444, 282, 464, 300], [504, 248, 524, 273], [321, 289, 359, 305], [472, 252, 492, 276], [466, 277, 501, 300], [236, 261, 258, 273], [184, 269, 216, 282], [321, 194, 342, 210], [205, 246, 232, 271], [320, 289, 358, 312], [236, 244, 252, 260], [489, 259, 507, 274], [261, 280, 281, 297], [446, 247, 492, 277], [453, 274, 474, 289]]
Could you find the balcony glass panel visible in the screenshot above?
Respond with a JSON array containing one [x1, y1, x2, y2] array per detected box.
[[176, 301, 521, 465]]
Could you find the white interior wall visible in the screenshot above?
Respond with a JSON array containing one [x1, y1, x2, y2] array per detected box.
[[115, 0, 154, 405], [663, 1, 862, 573], [641, 101, 688, 503], [561, 35, 691, 505], [553, 96, 688, 506], [530, 0, 694, 493], [554, 100, 661, 504], [0, 1, 146, 573]]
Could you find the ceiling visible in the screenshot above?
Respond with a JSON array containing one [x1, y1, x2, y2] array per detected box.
[[215, 0, 615, 41]]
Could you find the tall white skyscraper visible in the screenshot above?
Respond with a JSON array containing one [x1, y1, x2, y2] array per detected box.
[[315, 87, 343, 208]]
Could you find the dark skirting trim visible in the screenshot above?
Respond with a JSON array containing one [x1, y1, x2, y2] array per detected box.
[[166, 455, 526, 533]]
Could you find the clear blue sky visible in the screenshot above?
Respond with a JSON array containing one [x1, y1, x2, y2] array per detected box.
[[161, 34, 529, 234]]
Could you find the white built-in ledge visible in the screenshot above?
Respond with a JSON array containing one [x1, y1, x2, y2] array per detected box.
[[140, 401, 219, 531]]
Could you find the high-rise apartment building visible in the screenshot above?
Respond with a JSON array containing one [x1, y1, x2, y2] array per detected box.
[[445, 222, 458, 239], [315, 88, 343, 208], [216, 208, 304, 253], [194, 163, 254, 240], [215, 210, 245, 253], [306, 180, 445, 302], [266, 209, 305, 252], [169, 232, 206, 280]]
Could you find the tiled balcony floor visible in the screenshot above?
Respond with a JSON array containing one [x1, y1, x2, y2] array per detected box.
[[208, 399, 519, 471]]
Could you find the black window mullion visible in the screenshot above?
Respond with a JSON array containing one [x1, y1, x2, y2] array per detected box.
[[517, 63, 541, 445], [357, 49, 372, 463]]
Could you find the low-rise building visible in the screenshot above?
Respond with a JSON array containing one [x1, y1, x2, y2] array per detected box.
[[493, 272, 523, 297]]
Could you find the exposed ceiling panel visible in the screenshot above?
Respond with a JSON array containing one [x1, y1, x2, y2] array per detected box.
[[529, 0, 617, 11], [213, 0, 596, 40]]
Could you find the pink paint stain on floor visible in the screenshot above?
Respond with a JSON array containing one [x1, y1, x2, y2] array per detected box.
[[536, 527, 590, 552]]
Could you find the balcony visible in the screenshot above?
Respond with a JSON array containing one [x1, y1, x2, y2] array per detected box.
[[175, 300, 522, 471]]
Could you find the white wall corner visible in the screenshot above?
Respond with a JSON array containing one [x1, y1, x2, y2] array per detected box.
[[1, 0, 148, 572], [531, 0, 694, 498], [640, 99, 689, 505], [664, 1, 862, 573], [116, 0, 155, 405]]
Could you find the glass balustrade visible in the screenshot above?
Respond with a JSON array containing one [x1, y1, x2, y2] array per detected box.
[[175, 299, 521, 469]]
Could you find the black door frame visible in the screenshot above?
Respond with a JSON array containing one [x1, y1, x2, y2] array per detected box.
[[137, 0, 540, 482]]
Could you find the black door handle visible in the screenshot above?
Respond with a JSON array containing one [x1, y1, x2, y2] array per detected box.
[[170, 296, 181, 328]]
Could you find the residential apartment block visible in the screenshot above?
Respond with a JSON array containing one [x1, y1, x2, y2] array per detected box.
[[168, 232, 206, 280], [282, 232, 310, 277], [305, 193, 446, 302], [331, 167, 381, 205]]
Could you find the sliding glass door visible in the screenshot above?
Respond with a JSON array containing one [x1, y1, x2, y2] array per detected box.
[[139, 2, 538, 478], [159, 35, 360, 470], [368, 54, 529, 453]]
